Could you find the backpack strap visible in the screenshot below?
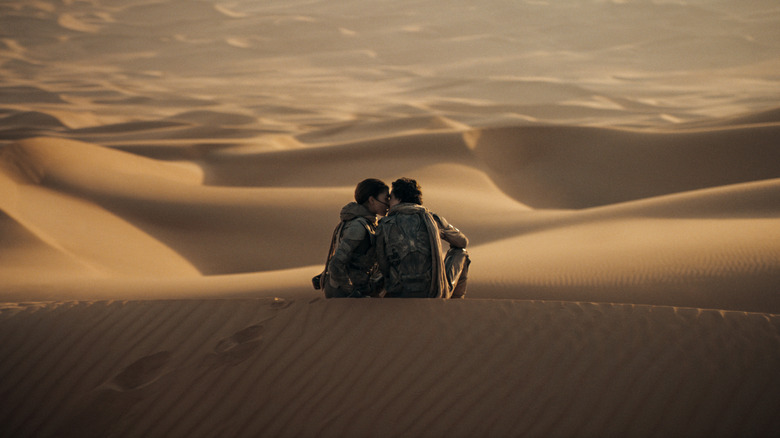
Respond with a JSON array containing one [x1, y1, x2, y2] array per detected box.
[[313, 221, 345, 289]]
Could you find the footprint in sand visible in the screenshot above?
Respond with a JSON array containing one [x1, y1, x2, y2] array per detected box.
[[112, 351, 171, 391], [207, 324, 264, 367]]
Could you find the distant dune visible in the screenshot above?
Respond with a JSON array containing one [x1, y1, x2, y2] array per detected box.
[[1, 0, 778, 436]]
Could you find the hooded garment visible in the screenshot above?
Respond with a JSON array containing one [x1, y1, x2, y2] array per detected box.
[[320, 202, 379, 298], [376, 203, 449, 299]]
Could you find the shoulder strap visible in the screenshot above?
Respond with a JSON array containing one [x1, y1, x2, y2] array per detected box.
[[319, 221, 345, 277]]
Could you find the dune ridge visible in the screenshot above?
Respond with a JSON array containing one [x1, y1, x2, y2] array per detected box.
[[1, 127, 777, 311], [467, 123, 780, 208], [0, 299, 778, 438]]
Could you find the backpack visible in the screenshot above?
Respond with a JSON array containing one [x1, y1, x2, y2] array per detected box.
[[380, 212, 434, 297]]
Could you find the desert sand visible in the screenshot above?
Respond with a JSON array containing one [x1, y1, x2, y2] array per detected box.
[[1, 0, 779, 436]]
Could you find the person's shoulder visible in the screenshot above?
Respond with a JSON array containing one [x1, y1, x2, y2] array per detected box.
[[376, 216, 389, 229], [342, 217, 370, 239], [351, 215, 368, 224], [429, 212, 449, 228]]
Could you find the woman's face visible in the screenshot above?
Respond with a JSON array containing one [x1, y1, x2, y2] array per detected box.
[[369, 191, 391, 216]]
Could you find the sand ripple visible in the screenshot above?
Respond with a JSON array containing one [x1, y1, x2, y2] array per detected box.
[[0, 299, 777, 437]]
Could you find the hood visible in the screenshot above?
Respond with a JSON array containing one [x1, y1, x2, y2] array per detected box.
[[340, 202, 376, 223], [388, 202, 428, 216]]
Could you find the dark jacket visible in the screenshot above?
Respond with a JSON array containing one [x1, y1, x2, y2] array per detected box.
[[322, 202, 379, 298]]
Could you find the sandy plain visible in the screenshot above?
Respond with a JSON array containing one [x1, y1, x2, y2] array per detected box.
[[1, 0, 779, 436]]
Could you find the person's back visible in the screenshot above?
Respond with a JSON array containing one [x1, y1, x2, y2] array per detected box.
[[313, 178, 390, 298], [376, 178, 460, 298], [378, 202, 438, 297], [323, 202, 377, 298]]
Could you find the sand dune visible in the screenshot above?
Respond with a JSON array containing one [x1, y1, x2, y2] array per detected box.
[[1, 124, 778, 306], [1, 0, 779, 436], [0, 299, 777, 438], [471, 216, 780, 312], [468, 123, 780, 208]]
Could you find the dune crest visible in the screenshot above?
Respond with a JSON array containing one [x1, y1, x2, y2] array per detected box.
[[469, 124, 780, 208], [0, 137, 202, 187], [0, 138, 202, 279]]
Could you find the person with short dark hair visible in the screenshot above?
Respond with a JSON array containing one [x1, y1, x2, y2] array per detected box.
[[376, 178, 470, 298], [313, 178, 390, 298], [387, 177, 423, 205]]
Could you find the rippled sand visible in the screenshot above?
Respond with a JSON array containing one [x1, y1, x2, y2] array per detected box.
[[1, 0, 779, 436]]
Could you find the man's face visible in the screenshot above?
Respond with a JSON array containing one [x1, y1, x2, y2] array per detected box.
[[389, 192, 401, 208]]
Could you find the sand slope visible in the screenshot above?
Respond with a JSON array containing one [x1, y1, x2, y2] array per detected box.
[[1, 128, 778, 312], [1, 299, 778, 438]]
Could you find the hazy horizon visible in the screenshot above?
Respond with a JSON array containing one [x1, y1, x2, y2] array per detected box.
[[2, 0, 779, 135]]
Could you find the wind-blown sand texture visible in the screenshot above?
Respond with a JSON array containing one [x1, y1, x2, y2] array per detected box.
[[1, 299, 779, 437], [1, 0, 779, 436]]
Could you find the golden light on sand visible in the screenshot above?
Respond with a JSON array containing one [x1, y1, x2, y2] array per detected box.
[[1, 0, 779, 436]]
